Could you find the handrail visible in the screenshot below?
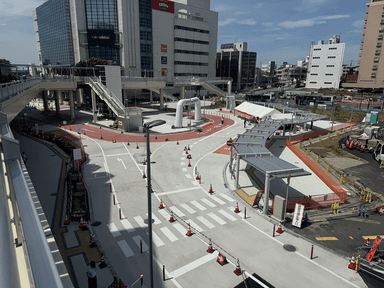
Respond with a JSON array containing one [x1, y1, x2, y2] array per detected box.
[[0, 78, 40, 103]]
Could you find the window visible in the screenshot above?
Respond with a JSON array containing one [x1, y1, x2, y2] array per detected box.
[[174, 49, 208, 56], [380, 27, 384, 32], [326, 64, 335, 67], [309, 82, 317, 84], [372, 73, 377, 78], [373, 65, 378, 70], [376, 50, 381, 55], [374, 57, 379, 62], [379, 35, 383, 40], [325, 73, 333, 76], [311, 65, 319, 67], [378, 42, 383, 48], [313, 56, 320, 59], [329, 47, 337, 50], [381, 19, 384, 24], [314, 48, 321, 51], [324, 82, 332, 84], [174, 37, 209, 45], [174, 61, 208, 66], [328, 56, 336, 59], [174, 73, 208, 77], [310, 73, 318, 76], [174, 25, 209, 34]]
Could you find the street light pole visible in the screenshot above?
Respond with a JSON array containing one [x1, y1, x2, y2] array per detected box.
[[143, 120, 166, 288]]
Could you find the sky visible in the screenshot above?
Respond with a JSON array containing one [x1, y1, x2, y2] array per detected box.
[[0, 0, 366, 68]]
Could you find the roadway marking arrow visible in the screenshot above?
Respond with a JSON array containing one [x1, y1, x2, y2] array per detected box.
[[117, 158, 126, 169]]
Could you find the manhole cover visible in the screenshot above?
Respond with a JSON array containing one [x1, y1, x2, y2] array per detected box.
[[283, 244, 296, 252], [144, 219, 155, 224], [50, 193, 57, 196], [91, 221, 102, 227]]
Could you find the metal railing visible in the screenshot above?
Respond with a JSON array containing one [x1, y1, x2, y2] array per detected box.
[[0, 78, 40, 102]]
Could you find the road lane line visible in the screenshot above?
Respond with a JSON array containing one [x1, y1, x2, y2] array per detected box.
[[173, 223, 188, 237], [186, 219, 204, 232], [132, 235, 148, 252], [180, 203, 196, 214], [182, 168, 187, 172], [158, 209, 170, 220], [190, 200, 206, 211], [156, 186, 200, 196], [219, 194, 235, 202], [315, 237, 339, 241], [107, 223, 121, 237], [207, 213, 226, 225], [160, 227, 178, 242], [120, 219, 135, 233], [150, 231, 165, 247], [133, 216, 147, 229], [105, 153, 130, 157], [169, 206, 185, 217], [196, 216, 215, 229], [200, 198, 216, 208], [117, 240, 134, 258], [170, 252, 218, 279], [146, 213, 162, 225], [218, 209, 237, 221], [185, 174, 192, 179], [210, 195, 226, 205], [181, 162, 185, 165]]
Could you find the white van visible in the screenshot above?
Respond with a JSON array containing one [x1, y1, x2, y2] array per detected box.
[[342, 95, 353, 101]]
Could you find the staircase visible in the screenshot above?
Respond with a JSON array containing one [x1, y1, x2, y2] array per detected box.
[[148, 88, 177, 101], [85, 77, 126, 117], [200, 82, 227, 98]]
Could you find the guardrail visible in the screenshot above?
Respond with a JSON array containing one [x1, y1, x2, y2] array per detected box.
[[0, 78, 40, 102]]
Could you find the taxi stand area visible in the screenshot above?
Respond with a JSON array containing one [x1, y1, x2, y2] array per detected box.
[[229, 108, 328, 215]]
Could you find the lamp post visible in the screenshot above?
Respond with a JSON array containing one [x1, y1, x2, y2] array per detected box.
[[143, 120, 166, 288]]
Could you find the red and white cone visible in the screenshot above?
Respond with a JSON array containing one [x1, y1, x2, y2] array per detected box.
[[143, 158, 146, 165], [234, 202, 240, 213], [188, 145, 190, 150], [276, 221, 283, 234], [127, 141, 130, 146], [169, 211, 175, 223], [234, 259, 242, 276], [177, 141, 179, 145], [78, 217, 84, 229], [99, 254, 107, 269], [136, 143, 139, 149], [82, 220, 88, 231], [348, 254, 356, 270], [142, 172, 146, 179], [159, 199, 164, 209], [185, 150, 189, 154], [365, 238, 370, 251], [209, 184, 213, 194], [100, 134, 103, 139], [196, 173, 200, 180], [188, 160, 191, 167], [64, 213, 70, 225], [207, 238, 214, 253], [186, 224, 192, 237]]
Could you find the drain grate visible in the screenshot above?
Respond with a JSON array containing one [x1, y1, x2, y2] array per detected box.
[[144, 219, 155, 224], [91, 221, 102, 227], [283, 244, 296, 252]]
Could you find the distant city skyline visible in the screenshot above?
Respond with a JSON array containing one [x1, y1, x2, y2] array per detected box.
[[0, 0, 364, 68]]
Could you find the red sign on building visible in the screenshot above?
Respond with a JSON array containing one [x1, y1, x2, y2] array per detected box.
[[152, 0, 175, 13], [161, 44, 167, 52], [161, 68, 168, 76]]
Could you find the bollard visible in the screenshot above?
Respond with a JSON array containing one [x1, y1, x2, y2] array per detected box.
[[110, 184, 112, 193], [163, 265, 165, 281], [119, 208, 122, 220], [199, 175, 202, 184], [140, 275, 143, 287], [273, 224, 275, 237], [311, 245, 314, 259], [113, 194, 116, 205], [244, 207, 246, 219], [140, 239, 143, 253]]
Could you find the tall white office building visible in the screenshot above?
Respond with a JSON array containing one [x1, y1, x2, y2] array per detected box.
[[305, 35, 345, 89]]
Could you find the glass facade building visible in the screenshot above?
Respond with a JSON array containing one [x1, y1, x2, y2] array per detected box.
[[139, 0, 153, 74], [35, 0, 74, 66]]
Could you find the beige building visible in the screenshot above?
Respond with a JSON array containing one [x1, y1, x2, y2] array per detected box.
[[356, 0, 384, 88]]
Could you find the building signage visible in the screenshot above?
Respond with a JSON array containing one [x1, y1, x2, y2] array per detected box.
[[161, 56, 167, 65], [161, 68, 168, 76], [161, 44, 167, 52], [292, 203, 305, 228], [87, 29, 115, 46], [152, 0, 174, 13]]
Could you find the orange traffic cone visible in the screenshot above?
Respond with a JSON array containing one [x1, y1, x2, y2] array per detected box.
[[143, 158, 146, 165], [188, 160, 191, 167], [169, 211, 175, 223], [155, 135, 158, 139], [365, 238, 370, 251], [276, 221, 283, 234], [186, 224, 192, 237], [99, 253, 107, 269], [159, 199, 164, 209], [186, 150, 189, 154], [234, 259, 242, 276], [209, 184, 213, 194], [82, 220, 88, 231], [196, 174, 200, 180], [99, 126, 102, 129], [177, 141, 179, 145], [188, 145, 190, 150], [348, 254, 356, 270], [234, 202, 240, 213], [127, 141, 130, 146], [64, 213, 70, 225], [100, 134, 103, 139], [136, 143, 139, 149], [143, 172, 146, 179], [78, 217, 84, 229], [207, 238, 214, 253]]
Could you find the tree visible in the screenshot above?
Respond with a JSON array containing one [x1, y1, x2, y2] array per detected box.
[[75, 57, 107, 76]]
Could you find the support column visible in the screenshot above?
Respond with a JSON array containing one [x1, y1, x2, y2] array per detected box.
[[180, 86, 185, 99], [42, 90, 49, 111], [76, 89, 83, 108], [229, 145, 233, 172], [159, 89, 164, 110], [54, 90, 60, 113], [123, 89, 129, 106], [282, 124, 285, 136], [91, 90, 97, 122], [228, 80, 232, 95], [235, 155, 240, 189], [58, 90, 64, 105], [150, 90, 153, 104], [69, 90, 75, 120], [263, 173, 271, 215]]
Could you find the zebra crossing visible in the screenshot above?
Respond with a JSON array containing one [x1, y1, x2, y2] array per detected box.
[[107, 193, 241, 258]]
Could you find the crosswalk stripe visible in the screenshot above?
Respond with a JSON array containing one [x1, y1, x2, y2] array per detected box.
[[218, 209, 237, 221], [186, 219, 204, 232], [160, 227, 178, 242], [117, 240, 134, 257], [208, 213, 227, 225], [182, 168, 187, 172], [132, 235, 149, 252], [158, 209, 170, 220], [181, 162, 185, 166], [146, 213, 162, 225], [120, 219, 136, 233], [107, 223, 121, 237], [210, 195, 226, 205], [219, 194, 236, 202], [151, 231, 165, 247], [196, 216, 215, 229], [133, 216, 147, 228], [201, 198, 216, 208], [173, 223, 188, 237], [192, 181, 199, 186], [191, 200, 206, 211], [169, 206, 185, 217], [185, 174, 192, 179], [180, 203, 196, 214]]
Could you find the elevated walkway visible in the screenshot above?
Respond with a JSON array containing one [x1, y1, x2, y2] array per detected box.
[[148, 87, 177, 101], [200, 81, 227, 97]]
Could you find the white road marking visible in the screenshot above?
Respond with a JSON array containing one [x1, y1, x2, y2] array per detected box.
[[170, 252, 218, 279], [193, 142, 197, 145], [180, 203, 196, 214], [180, 157, 184, 160], [107, 223, 121, 237], [173, 223, 188, 237], [200, 198, 216, 208], [150, 231, 165, 247], [120, 219, 135, 233], [210, 195, 226, 205], [181, 162, 185, 165], [208, 213, 227, 225], [196, 216, 216, 229], [190, 200, 206, 211], [146, 213, 162, 225], [185, 174, 192, 179], [117, 158, 126, 169], [105, 153, 130, 157], [219, 194, 236, 202], [169, 206, 185, 217], [218, 209, 237, 221], [132, 235, 148, 252], [182, 168, 187, 172], [117, 240, 134, 258], [186, 219, 204, 232], [192, 181, 199, 186], [160, 227, 178, 242], [156, 186, 200, 196], [133, 216, 147, 229], [158, 209, 170, 220]]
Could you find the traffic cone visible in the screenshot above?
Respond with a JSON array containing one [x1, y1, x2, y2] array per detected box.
[[143, 172, 146, 179], [99, 254, 107, 269], [365, 238, 370, 251], [196, 174, 200, 180], [78, 217, 84, 229], [188, 145, 190, 150], [186, 224, 192, 236], [159, 199, 164, 209], [82, 220, 88, 231], [186, 150, 189, 154], [209, 184, 213, 194], [207, 239, 214, 253], [177, 141, 179, 145], [89, 232, 96, 248], [188, 160, 191, 167], [234, 202, 240, 213], [127, 141, 130, 146], [276, 221, 283, 234], [143, 158, 146, 165], [169, 211, 175, 223], [136, 143, 139, 149], [64, 214, 70, 225], [100, 134, 103, 139], [234, 259, 242, 276], [99, 126, 102, 129], [155, 135, 158, 139], [151, 185, 154, 193], [348, 254, 356, 270]]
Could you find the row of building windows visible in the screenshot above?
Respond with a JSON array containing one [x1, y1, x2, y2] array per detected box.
[[312, 56, 337, 59], [313, 47, 338, 51], [140, 30, 152, 41], [310, 73, 334, 76], [175, 73, 208, 77], [309, 81, 333, 84], [174, 38, 209, 45], [174, 61, 208, 66], [174, 49, 209, 56], [311, 64, 335, 68], [174, 25, 209, 34]]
